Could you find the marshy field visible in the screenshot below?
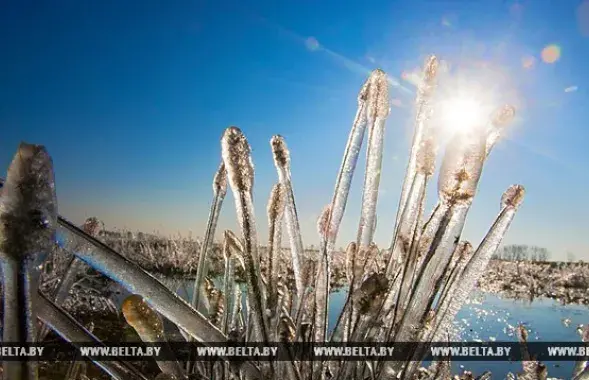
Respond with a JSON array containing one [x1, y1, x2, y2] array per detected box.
[[1, 59, 587, 380]]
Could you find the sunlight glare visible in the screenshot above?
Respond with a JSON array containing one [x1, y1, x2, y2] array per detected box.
[[440, 97, 485, 135]]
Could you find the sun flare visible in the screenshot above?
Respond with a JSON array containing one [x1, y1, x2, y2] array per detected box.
[[439, 96, 485, 135]]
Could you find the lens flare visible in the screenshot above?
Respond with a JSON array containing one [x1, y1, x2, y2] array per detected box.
[[541, 45, 561, 64]]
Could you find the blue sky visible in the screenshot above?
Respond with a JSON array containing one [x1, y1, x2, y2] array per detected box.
[[1, 0, 588, 260]]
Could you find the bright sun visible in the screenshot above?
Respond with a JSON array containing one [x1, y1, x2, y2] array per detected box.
[[439, 97, 485, 135]]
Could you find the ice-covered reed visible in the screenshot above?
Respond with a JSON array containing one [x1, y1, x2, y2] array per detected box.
[[0, 55, 550, 379]]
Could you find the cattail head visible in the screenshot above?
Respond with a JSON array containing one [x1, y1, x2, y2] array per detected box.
[[213, 162, 228, 197], [501, 185, 525, 209], [270, 135, 290, 171], [417, 55, 439, 100], [0, 143, 58, 260], [438, 131, 486, 204], [82, 217, 102, 237], [358, 75, 371, 103], [221, 127, 254, 194], [267, 183, 286, 223], [491, 104, 516, 127], [366, 69, 390, 119], [317, 204, 332, 240], [486, 105, 516, 156], [122, 294, 164, 342], [209, 289, 225, 327], [416, 137, 437, 176], [223, 230, 246, 269]]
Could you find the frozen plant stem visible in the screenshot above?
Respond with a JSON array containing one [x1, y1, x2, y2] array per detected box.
[[266, 182, 286, 320], [221, 127, 270, 345], [433, 185, 524, 342], [387, 55, 439, 273], [123, 295, 187, 380], [0, 143, 58, 380], [356, 68, 390, 248], [38, 219, 101, 342], [402, 241, 473, 378], [191, 162, 227, 313], [187, 163, 226, 373], [271, 136, 305, 311], [36, 291, 149, 380], [382, 127, 488, 378], [221, 230, 246, 335], [316, 70, 373, 347], [346, 69, 390, 340], [55, 217, 262, 379]]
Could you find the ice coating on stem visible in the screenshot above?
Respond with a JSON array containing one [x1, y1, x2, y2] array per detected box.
[[486, 105, 516, 157], [438, 131, 487, 205], [313, 206, 335, 345], [383, 204, 470, 377], [55, 217, 261, 378], [391, 56, 439, 251], [357, 69, 389, 249], [38, 220, 100, 342], [271, 135, 305, 304], [431, 185, 524, 344], [0, 143, 57, 380], [221, 230, 246, 335], [222, 127, 270, 345], [321, 72, 371, 246], [403, 242, 473, 378], [222, 232, 236, 334], [191, 162, 227, 314], [123, 295, 187, 380], [267, 182, 286, 314], [434, 241, 473, 316], [36, 292, 148, 380], [316, 71, 373, 349]]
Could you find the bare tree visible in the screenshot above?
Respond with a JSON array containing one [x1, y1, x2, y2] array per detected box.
[[493, 244, 551, 262], [567, 251, 576, 262]]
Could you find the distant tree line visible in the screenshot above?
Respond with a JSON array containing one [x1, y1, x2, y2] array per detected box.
[[492, 244, 550, 261]]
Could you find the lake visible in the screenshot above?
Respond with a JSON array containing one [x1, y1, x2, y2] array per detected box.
[[115, 277, 589, 379]]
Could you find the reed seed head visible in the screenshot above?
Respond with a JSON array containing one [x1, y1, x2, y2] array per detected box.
[[267, 183, 286, 222], [491, 105, 516, 127], [501, 185, 525, 209], [270, 135, 290, 171], [221, 126, 254, 194], [122, 294, 164, 341], [366, 69, 390, 119], [0, 143, 57, 260], [317, 204, 332, 238], [213, 162, 228, 197]]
